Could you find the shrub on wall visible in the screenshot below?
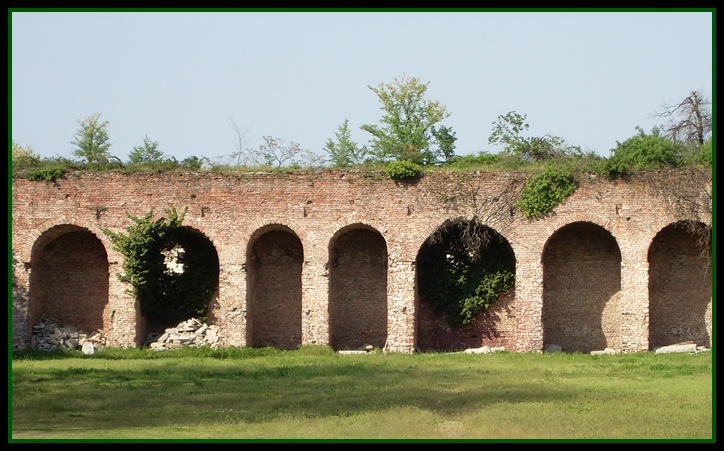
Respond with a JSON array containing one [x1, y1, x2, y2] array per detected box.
[[385, 160, 421, 181], [516, 167, 577, 218], [23, 167, 66, 182], [604, 126, 684, 175]]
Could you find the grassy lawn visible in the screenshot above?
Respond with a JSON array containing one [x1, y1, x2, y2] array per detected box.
[[10, 346, 713, 440]]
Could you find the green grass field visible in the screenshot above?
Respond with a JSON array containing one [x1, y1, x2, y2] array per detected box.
[[10, 346, 713, 440]]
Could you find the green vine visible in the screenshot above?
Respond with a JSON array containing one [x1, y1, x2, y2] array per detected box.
[[103, 206, 218, 328], [417, 220, 516, 328], [516, 167, 577, 218]]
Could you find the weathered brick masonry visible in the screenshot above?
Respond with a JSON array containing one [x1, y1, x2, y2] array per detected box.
[[11, 169, 712, 353]]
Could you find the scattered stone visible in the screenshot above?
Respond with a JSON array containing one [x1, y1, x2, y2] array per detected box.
[[31, 315, 106, 353], [339, 344, 376, 354], [81, 341, 95, 355], [150, 342, 166, 351], [654, 343, 697, 354], [591, 347, 619, 355], [143, 318, 224, 351], [30, 315, 223, 353], [463, 346, 506, 354]]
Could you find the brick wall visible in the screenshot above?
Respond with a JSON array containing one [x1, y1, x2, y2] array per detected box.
[[11, 169, 712, 353], [329, 227, 388, 350]]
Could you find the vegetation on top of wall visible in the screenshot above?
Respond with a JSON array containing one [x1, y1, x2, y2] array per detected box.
[[603, 126, 685, 176], [23, 166, 66, 182], [384, 160, 422, 181]]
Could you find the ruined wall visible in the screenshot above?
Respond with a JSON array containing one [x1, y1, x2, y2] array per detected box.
[[11, 169, 712, 353]]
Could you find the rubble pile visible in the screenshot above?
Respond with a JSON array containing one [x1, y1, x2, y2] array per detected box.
[[31, 315, 107, 353], [30, 316, 223, 353], [144, 317, 223, 351]]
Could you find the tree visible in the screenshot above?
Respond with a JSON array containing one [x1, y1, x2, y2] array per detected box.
[[258, 136, 304, 168], [129, 135, 164, 165], [431, 125, 457, 163], [488, 111, 581, 162], [227, 117, 259, 167], [654, 90, 712, 148], [71, 112, 112, 167], [361, 73, 452, 165], [324, 119, 367, 167]]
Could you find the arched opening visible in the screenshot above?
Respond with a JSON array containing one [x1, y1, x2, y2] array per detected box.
[[416, 219, 516, 352], [328, 226, 388, 350], [142, 226, 220, 334], [246, 226, 303, 350], [648, 221, 712, 348], [542, 222, 622, 353], [29, 225, 108, 338]]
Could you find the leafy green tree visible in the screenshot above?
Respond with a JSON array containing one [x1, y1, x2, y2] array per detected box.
[[488, 111, 581, 162], [324, 119, 367, 167], [361, 73, 452, 165], [71, 112, 112, 167], [129, 135, 164, 165], [605, 126, 684, 175], [431, 125, 457, 163]]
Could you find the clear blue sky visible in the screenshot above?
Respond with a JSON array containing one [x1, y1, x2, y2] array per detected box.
[[10, 10, 714, 164]]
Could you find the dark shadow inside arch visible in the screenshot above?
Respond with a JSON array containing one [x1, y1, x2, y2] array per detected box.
[[542, 222, 622, 353], [648, 221, 712, 349], [328, 226, 388, 351], [143, 226, 220, 334], [29, 225, 109, 335], [415, 219, 516, 352], [247, 227, 303, 350]]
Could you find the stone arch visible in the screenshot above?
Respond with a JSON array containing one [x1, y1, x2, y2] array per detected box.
[[542, 221, 622, 353], [328, 223, 388, 350], [28, 225, 109, 336], [142, 225, 221, 333], [648, 221, 712, 348], [246, 224, 303, 350], [415, 219, 517, 352]]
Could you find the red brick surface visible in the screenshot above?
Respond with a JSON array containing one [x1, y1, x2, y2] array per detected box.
[[11, 169, 712, 353]]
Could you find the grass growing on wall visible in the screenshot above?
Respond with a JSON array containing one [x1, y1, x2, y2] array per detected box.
[[11, 347, 712, 440]]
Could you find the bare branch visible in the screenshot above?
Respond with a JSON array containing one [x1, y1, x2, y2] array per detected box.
[[427, 173, 525, 256], [653, 90, 712, 146], [227, 117, 258, 166]]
